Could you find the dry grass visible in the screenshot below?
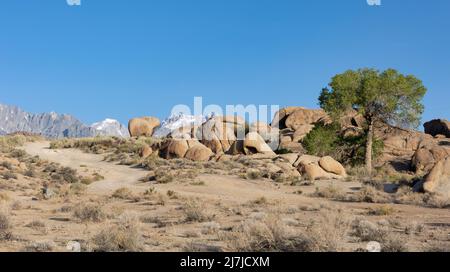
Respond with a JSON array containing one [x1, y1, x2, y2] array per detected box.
[[312, 185, 346, 200], [0, 209, 12, 241], [183, 200, 213, 223], [91, 212, 143, 252], [351, 218, 409, 252], [367, 205, 395, 216], [225, 211, 350, 252], [347, 186, 391, 203], [22, 241, 55, 252], [73, 203, 106, 222], [112, 187, 134, 200]]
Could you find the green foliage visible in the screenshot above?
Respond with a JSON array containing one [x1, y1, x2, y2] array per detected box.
[[319, 68, 426, 129], [302, 123, 340, 158], [303, 123, 383, 166]]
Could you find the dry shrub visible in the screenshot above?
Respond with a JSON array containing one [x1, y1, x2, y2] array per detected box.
[[352, 219, 386, 242], [112, 187, 134, 200], [25, 220, 46, 230], [92, 212, 143, 252], [351, 218, 409, 252], [424, 242, 450, 252], [201, 222, 221, 235], [248, 197, 269, 206], [0, 192, 10, 202], [245, 168, 262, 180], [0, 210, 11, 231], [347, 186, 391, 203], [0, 209, 12, 241], [312, 185, 346, 200], [367, 205, 395, 216], [225, 211, 350, 252], [2, 171, 18, 180], [23, 241, 56, 252], [73, 203, 106, 222], [183, 200, 213, 223]]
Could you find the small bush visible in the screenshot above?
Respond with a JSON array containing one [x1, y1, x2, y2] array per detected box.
[[112, 188, 134, 200], [312, 185, 346, 200], [183, 200, 212, 223], [352, 219, 387, 242], [0, 192, 10, 202], [23, 241, 55, 252], [2, 171, 18, 180], [0, 211, 11, 231], [25, 220, 46, 230], [73, 204, 106, 222], [303, 122, 383, 166], [245, 169, 262, 180], [92, 212, 143, 252], [1, 161, 13, 170], [59, 167, 79, 183], [24, 168, 36, 178], [347, 186, 391, 203], [9, 149, 27, 159], [226, 211, 350, 252], [368, 205, 395, 216]]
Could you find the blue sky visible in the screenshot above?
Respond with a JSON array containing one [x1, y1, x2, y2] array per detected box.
[[1, 0, 449, 126]]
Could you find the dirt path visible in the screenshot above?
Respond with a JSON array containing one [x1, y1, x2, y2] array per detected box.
[[21, 141, 450, 220], [23, 141, 148, 195]]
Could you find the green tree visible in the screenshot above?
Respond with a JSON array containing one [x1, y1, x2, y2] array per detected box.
[[319, 68, 427, 174]]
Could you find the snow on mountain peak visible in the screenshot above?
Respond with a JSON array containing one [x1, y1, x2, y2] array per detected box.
[[153, 112, 206, 138], [90, 118, 129, 137]]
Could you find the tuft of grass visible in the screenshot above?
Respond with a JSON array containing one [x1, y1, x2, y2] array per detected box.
[[23, 241, 55, 252], [312, 185, 346, 201], [73, 203, 106, 222], [112, 188, 134, 200], [2, 171, 18, 180], [225, 211, 350, 252], [249, 197, 269, 206], [0, 210, 12, 241], [245, 168, 262, 180], [92, 212, 143, 252], [0, 192, 10, 202], [367, 205, 395, 216], [183, 200, 212, 223]]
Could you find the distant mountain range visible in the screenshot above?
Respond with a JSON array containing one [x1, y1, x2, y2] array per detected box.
[[0, 103, 129, 138]]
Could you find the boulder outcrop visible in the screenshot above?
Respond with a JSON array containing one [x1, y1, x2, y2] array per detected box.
[[128, 117, 160, 137], [421, 156, 450, 199], [424, 119, 450, 138]]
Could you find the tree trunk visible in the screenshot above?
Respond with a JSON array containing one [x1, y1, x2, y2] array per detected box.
[[365, 119, 374, 175]]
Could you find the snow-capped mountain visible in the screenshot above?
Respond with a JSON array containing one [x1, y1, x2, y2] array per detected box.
[[0, 103, 129, 138], [91, 118, 130, 137], [153, 113, 206, 138]]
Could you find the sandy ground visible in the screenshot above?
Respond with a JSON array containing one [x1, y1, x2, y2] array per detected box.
[[0, 140, 446, 252]]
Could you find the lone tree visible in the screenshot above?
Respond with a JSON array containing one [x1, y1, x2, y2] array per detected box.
[[319, 68, 427, 174]]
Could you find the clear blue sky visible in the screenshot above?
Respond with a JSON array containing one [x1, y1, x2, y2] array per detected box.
[[1, 0, 449, 126]]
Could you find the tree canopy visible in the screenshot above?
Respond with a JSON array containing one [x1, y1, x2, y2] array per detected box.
[[319, 68, 427, 129], [318, 68, 427, 173]]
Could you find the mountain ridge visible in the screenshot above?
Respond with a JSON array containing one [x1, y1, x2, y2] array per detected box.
[[0, 103, 129, 138]]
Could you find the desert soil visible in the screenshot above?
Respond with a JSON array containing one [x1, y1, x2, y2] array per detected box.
[[0, 141, 448, 252]]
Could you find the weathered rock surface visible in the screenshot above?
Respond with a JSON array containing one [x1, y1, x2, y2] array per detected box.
[[421, 156, 450, 199], [128, 117, 160, 137], [295, 155, 346, 180], [244, 132, 276, 155], [184, 144, 214, 162], [319, 156, 347, 177]]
